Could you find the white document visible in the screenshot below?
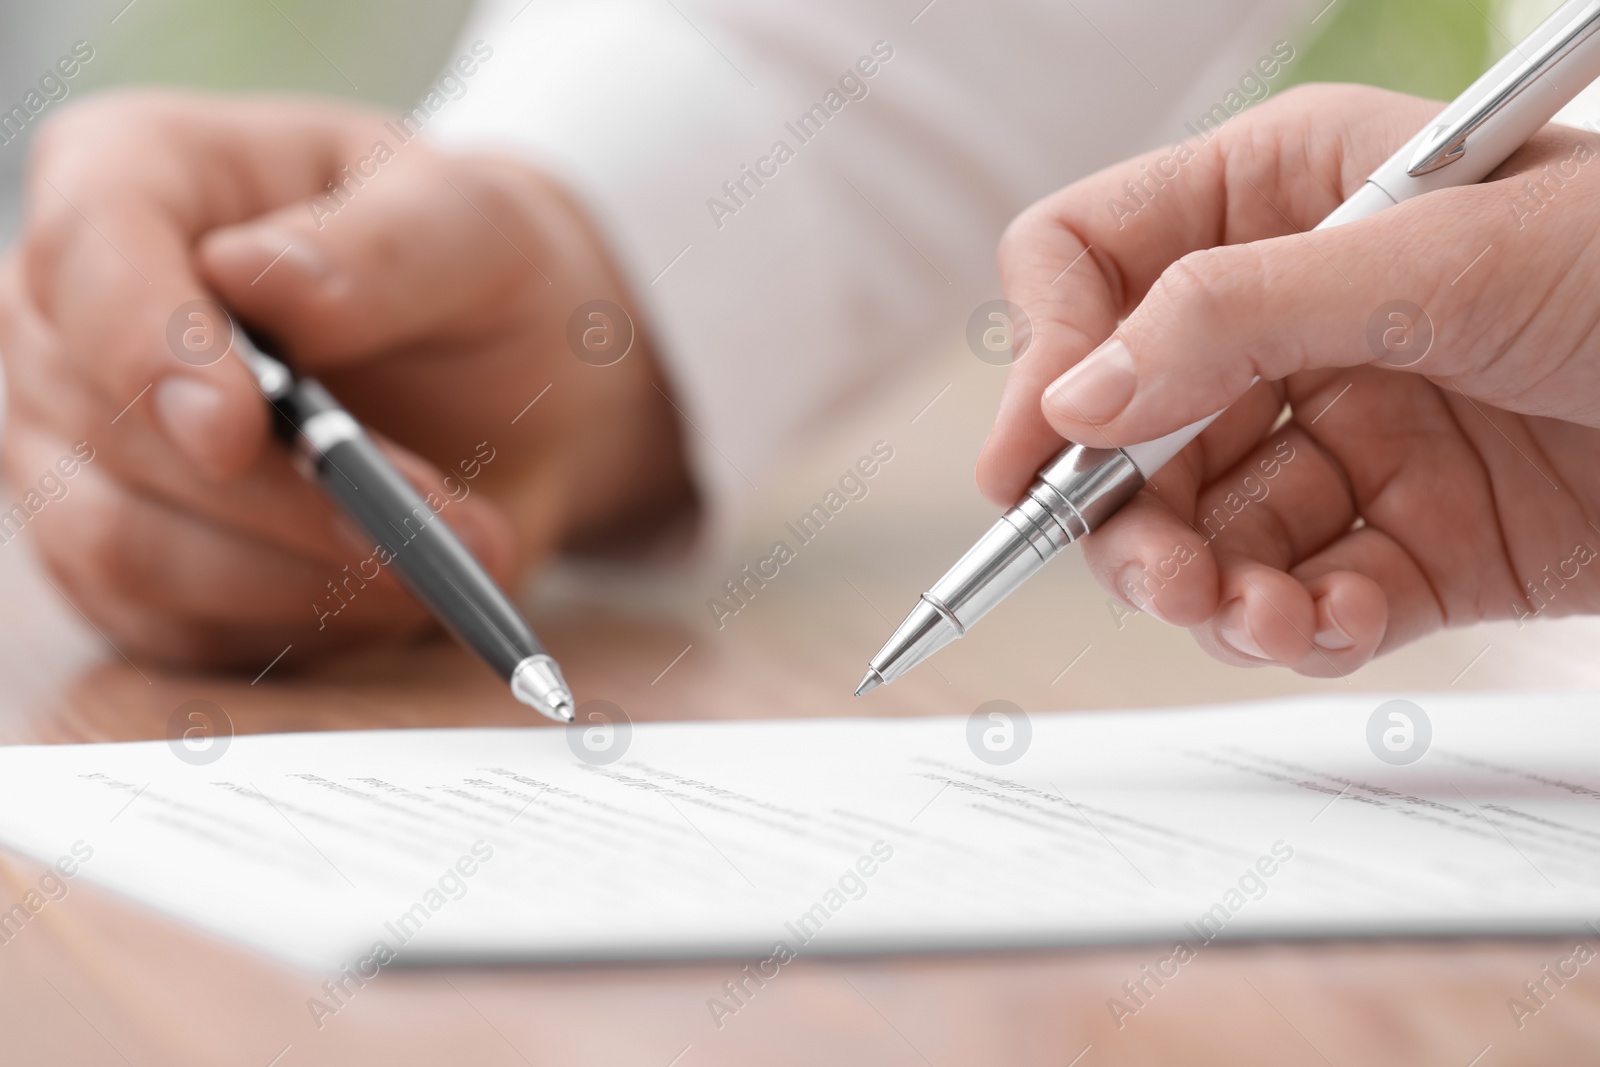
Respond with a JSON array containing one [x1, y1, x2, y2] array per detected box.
[[1, 692, 1599, 972]]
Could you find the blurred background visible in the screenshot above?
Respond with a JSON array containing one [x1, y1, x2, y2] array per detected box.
[[1, 0, 1597, 719], [0, 0, 476, 246], [0, 0, 1567, 239]]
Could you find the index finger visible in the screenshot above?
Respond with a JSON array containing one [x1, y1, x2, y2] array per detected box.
[[19, 91, 385, 479], [976, 84, 1440, 508]]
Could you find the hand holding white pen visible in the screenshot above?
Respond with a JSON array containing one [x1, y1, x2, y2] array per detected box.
[[975, 79, 1600, 676], [859, 0, 1600, 691]]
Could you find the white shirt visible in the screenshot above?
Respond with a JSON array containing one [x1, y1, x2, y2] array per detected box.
[[426, 0, 1309, 542]]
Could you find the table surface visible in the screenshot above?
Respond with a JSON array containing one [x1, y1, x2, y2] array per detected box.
[[3, 350, 1599, 1066]]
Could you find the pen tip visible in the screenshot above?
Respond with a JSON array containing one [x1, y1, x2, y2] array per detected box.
[[854, 669, 884, 697], [510, 655, 577, 724]]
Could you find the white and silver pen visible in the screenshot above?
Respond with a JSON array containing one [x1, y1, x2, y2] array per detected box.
[[857, 0, 1600, 695]]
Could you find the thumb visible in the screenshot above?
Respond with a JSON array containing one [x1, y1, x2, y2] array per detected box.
[[1036, 183, 1511, 447], [195, 151, 544, 368]]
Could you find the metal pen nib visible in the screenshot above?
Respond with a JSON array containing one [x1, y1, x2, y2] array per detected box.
[[511, 655, 577, 723], [858, 443, 1144, 692]]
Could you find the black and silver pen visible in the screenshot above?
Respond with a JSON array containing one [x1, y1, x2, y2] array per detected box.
[[234, 323, 576, 723], [857, 0, 1600, 695]]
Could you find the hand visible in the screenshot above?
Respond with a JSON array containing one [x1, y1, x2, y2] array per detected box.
[[1, 90, 691, 668], [978, 84, 1600, 677]]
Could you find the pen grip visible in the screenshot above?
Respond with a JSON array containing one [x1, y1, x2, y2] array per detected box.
[[233, 324, 553, 693], [264, 371, 541, 680], [314, 431, 541, 679]]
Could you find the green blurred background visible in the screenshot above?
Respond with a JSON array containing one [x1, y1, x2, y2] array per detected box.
[[0, 0, 1575, 250], [1288, 0, 1560, 99], [80, 0, 475, 108], [54, 0, 1566, 105]]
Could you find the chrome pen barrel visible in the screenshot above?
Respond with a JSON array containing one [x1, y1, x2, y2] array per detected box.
[[864, 444, 1144, 686], [936, 444, 1144, 625]]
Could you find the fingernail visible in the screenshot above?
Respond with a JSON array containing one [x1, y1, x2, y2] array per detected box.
[[154, 376, 226, 467], [1115, 562, 1147, 607], [1218, 599, 1268, 659], [1116, 561, 1175, 624], [1043, 337, 1136, 426], [1314, 598, 1356, 651], [207, 225, 327, 284]]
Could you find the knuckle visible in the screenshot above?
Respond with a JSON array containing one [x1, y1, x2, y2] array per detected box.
[[29, 90, 166, 188], [1150, 247, 1247, 332], [27, 96, 115, 169], [457, 168, 546, 263], [998, 204, 1098, 308], [39, 87, 187, 144], [12, 390, 93, 454], [1264, 82, 1320, 111], [142, 621, 249, 669], [1264, 82, 1388, 121], [62, 487, 140, 597], [92, 329, 167, 396], [32, 554, 137, 650], [1141, 244, 1275, 381], [997, 207, 1046, 271], [22, 93, 194, 306]]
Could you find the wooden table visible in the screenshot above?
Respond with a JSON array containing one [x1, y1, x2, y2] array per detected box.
[[2, 353, 1598, 1065]]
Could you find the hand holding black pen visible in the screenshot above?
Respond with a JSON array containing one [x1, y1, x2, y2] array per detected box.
[[234, 325, 576, 722]]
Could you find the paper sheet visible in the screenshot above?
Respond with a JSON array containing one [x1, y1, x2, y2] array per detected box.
[[1, 692, 1599, 971]]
